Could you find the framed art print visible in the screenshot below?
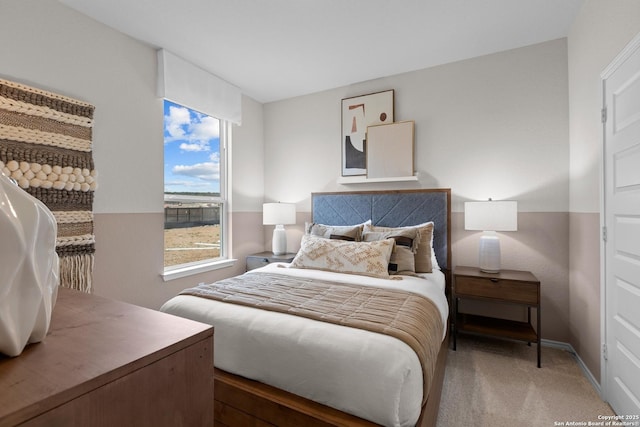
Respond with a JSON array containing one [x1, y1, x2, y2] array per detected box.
[[341, 90, 394, 176], [366, 120, 414, 179]]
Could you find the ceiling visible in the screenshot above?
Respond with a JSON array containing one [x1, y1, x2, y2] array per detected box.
[[58, 0, 584, 103]]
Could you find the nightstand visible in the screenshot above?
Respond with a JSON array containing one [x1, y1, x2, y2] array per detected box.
[[453, 265, 541, 367], [246, 251, 296, 271]]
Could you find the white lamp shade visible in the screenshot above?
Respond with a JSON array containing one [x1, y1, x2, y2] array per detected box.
[[263, 203, 296, 225], [464, 200, 517, 231]]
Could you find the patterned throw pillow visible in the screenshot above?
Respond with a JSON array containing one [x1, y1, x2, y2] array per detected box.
[[362, 228, 419, 275], [289, 234, 395, 278], [305, 222, 364, 241], [364, 222, 436, 273]]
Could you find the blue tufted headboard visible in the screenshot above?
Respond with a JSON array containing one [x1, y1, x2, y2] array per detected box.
[[311, 189, 452, 276]]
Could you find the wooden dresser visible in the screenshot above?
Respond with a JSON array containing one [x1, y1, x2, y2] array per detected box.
[[0, 288, 214, 427]]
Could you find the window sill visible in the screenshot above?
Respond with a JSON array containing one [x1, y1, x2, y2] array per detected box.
[[161, 258, 237, 282]]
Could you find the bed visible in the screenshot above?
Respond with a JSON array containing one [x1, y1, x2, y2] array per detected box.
[[160, 189, 452, 427]]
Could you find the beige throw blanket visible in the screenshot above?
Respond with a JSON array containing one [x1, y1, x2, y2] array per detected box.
[[180, 272, 444, 403]]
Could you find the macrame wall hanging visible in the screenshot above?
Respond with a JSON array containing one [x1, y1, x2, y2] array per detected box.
[[0, 78, 97, 293]]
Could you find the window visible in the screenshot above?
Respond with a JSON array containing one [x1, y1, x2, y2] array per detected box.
[[163, 99, 229, 276]]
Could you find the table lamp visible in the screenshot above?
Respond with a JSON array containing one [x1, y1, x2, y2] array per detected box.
[[263, 202, 296, 255], [464, 199, 518, 273]]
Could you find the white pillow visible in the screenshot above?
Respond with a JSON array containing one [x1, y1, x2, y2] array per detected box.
[[289, 234, 395, 279], [305, 223, 363, 241], [305, 219, 371, 241], [362, 228, 419, 275], [364, 221, 438, 273]]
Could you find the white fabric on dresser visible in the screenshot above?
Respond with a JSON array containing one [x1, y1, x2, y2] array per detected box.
[[160, 263, 448, 427]]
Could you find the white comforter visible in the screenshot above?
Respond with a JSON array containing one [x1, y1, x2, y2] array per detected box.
[[160, 263, 448, 427]]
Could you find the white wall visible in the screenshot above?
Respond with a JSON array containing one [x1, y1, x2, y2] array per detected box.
[[0, 0, 265, 308], [231, 95, 265, 212], [264, 39, 573, 342], [265, 40, 569, 214], [569, 0, 640, 213], [567, 0, 640, 383], [0, 0, 162, 215], [0, 0, 572, 342]]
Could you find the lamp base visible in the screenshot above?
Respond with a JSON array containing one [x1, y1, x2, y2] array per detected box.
[[272, 225, 287, 255], [478, 232, 501, 273]]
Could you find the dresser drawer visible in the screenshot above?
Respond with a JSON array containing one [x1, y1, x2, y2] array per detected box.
[[455, 276, 538, 305]]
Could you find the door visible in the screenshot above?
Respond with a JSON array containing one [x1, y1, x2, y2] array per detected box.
[[602, 32, 640, 417]]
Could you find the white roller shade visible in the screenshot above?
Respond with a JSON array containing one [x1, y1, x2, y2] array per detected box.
[[157, 49, 242, 124]]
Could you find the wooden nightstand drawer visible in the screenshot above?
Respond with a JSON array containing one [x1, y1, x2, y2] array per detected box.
[[455, 276, 538, 305]]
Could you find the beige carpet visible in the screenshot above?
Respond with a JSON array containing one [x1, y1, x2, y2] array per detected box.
[[437, 335, 614, 426]]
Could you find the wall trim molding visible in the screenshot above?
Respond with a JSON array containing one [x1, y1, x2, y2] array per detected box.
[[542, 339, 602, 398]]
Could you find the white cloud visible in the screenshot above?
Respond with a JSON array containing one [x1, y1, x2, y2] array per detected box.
[[179, 142, 210, 152], [191, 116, 219, 141], [164, 105, 191, 140], [172, 161, 220, 181], [165, 105, 220, 147]]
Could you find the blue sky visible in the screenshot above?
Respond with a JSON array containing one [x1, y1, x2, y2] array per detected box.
[[163, 100, 220, 194]]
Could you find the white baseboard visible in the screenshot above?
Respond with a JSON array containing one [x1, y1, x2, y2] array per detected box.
[[541, 339, 602, 397]]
